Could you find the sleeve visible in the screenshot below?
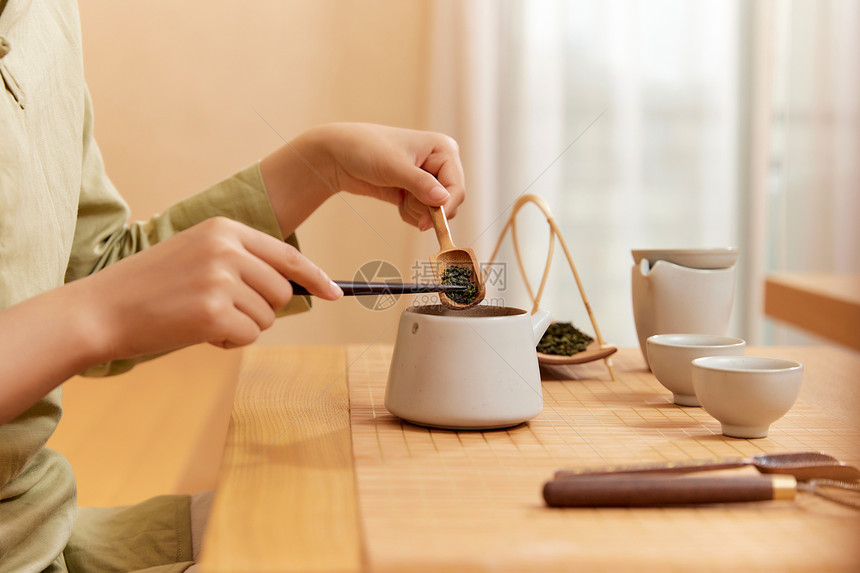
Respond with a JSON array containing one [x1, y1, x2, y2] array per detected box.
[[67, 90, 311, 376]]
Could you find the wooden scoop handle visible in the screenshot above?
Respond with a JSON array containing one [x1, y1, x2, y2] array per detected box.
[[430, 206, 456, 252], [543, 475, 797, 507]]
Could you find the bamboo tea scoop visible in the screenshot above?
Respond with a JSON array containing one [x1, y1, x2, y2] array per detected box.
[[553, 451, 860, 482], [429, 205, 485, 309]]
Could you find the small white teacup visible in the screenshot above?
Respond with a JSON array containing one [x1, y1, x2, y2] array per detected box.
[[646, 334, 746, 406], [691, 356, 804, 439]]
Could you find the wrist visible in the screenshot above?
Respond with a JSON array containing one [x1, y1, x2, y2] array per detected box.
[[59, 278, 121, 369], [260, 128, 338, 237], [0, 281, 116, 423], [290, 125, 342, 198]]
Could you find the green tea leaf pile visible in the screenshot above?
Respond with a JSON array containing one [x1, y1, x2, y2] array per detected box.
[[441, 265, 478, 304], [536, 322, 594, 355]]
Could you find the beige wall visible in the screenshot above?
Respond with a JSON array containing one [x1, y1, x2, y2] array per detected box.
[[79, 0, 451, 345]]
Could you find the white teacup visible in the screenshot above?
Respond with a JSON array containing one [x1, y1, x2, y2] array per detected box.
[[646, 334, 746, 406], [631, 248, 738, 368], [691, 356, 803, 439], [384, 305, 552, 430]]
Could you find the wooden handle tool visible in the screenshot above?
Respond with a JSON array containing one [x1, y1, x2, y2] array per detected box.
[[553, 452, 860, 482], [543, 474, 798, 507]]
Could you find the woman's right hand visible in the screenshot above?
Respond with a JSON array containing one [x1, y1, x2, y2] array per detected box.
[[79, 216, 343, 359], [0, 216, 341, 424]]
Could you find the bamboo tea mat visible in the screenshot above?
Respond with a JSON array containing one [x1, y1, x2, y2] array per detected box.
[[347, 345, 860, 572]]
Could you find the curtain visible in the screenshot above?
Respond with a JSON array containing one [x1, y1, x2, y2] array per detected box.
[[762, 0, 860, 344], [430, 0, 859, 349]]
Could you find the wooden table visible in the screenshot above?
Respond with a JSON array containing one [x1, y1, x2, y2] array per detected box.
[[765, 273, 860, 351], [48, 345, 242, 506], [199, 344, 860, 573]]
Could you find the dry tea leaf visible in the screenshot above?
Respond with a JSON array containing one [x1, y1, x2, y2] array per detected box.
[[441, 265, 478, 305], [537, 322, 594, 355]]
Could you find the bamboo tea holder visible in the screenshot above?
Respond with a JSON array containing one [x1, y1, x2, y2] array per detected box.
[[485, 194, 617, 380]]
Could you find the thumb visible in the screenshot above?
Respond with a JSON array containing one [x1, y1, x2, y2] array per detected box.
[[392, 164, 450, 206]]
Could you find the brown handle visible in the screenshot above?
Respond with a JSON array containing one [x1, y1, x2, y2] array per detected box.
[[429, 206, 456, 251], [554, 457, 749, 479], [543, 475, 797, 507]]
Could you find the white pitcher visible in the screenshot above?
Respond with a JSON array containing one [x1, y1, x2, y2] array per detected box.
[[632, 257, 736, 369], [385, 305, 552, 430]]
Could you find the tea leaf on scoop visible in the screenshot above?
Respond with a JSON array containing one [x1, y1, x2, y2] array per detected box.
[[441, 265, 478, 305], [537, 322, 594, 355]]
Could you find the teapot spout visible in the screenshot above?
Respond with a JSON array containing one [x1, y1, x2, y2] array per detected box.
[[531, 309, 553, 342]]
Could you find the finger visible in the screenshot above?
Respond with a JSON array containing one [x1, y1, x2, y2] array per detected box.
[[417, 210, 432, 232], [420, 150, 466, 218], [399, 196, 433, 230], [365, 184, 408, 208], [236, 252, 295, 311], [437, 163, 466, 219], [378, 157, 450, 207], [230, 280, 278, 331], [208, 309, 263, 349], [238, 227, 343, 301]]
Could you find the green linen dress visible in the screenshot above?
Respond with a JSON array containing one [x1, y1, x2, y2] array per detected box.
[[0, 1, 309, 570]]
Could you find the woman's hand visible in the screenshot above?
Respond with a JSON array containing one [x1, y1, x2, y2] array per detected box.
[[0, 217, 341, 424], [260, 123, 466, 237], [83, 217, 342, 357]]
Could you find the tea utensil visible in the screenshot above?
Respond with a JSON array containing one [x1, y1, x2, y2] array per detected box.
[[537, 340, 618, 366], [631, 247, 739, 270], [289, 280, 467, 297], [428, 206, 485, 309], [484, 194, 616, 377], [554, 451, 860, 482], [543, 473, 860, 508], [544, 473, 797, 507], [385, 305, 551, 430]]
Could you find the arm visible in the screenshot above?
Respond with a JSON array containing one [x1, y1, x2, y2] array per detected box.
[[62, 91, 321, 376], [0, 92, 343, 424], [65, 90, 307, 283], [1, 109, 466, 423]]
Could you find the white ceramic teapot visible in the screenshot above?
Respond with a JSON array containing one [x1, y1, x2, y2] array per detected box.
[[385, 305, 553, 430], [631, 248, 738, 368]]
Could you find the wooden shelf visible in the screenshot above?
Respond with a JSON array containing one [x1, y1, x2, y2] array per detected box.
[[765, 273, 860, 351]]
